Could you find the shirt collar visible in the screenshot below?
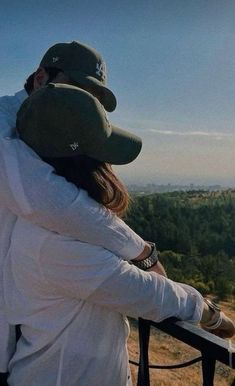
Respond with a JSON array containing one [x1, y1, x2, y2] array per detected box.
[[15, 89, 28, 105]]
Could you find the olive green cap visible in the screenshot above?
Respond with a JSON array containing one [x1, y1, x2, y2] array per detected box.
[[16, 83, 142, 165], [39, 41, 116, 112]]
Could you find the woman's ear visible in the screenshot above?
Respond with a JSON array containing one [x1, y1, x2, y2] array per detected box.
[[33, 67, 49, 91]]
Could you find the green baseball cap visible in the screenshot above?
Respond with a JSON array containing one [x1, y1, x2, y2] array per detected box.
[[16, 83, 142, 165], [39, 41, 117, 112]]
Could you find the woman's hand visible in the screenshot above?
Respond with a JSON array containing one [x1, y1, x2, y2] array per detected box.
[[200, 299, 235, 339], [203, 313, 235, 339]]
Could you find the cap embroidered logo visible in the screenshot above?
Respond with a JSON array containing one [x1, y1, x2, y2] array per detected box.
[[95, 62, 106, 82], [69, 142, 79, 151], [52, 57, 59, 63]]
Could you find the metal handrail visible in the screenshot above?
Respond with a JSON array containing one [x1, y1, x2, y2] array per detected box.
[[134, 317, 235, 386]]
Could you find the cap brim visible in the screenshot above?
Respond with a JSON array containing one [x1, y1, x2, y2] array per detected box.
[[63, 70, 117, 112], [89, 125, 142, 165]]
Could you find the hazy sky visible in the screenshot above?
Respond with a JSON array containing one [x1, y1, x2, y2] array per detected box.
[[1, 0, 235, 186]]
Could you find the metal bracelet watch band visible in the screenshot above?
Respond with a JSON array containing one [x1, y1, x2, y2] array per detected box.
[[130, 242, 159, 271]]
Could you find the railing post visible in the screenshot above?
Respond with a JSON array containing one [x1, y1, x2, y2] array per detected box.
[[201, 353, 216, 386], [137, 318, 151, 386], [133, 318, 234, 386]]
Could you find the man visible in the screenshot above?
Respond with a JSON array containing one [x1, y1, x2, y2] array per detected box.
[[0, 40, 165, 376]]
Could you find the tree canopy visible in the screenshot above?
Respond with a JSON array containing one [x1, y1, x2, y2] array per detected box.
[[126, 190, 235, 299]]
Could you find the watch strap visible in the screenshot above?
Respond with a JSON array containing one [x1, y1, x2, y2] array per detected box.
[[130, 242, 158, 271]]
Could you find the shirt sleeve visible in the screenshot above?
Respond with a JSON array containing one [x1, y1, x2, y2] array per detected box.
[[40, 236, 203, 324], [0, 104, 145, 260]]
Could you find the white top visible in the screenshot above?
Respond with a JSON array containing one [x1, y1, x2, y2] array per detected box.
[[3, 217, 203, 386], [0, 90, 145, 371]]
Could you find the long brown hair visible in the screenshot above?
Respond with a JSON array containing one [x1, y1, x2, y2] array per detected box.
[[43, 155, 130, 217]]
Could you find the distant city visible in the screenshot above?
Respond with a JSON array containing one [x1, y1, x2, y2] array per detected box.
[[127, 183, 234, 194]]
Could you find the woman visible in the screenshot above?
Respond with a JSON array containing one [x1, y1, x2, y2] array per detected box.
[[3, 83, 234, 386]]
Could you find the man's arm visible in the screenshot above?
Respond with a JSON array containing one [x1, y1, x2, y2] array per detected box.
[[0, 94, 166, 269], [0, 134, 147, 260], [0, 95, 148, 260]]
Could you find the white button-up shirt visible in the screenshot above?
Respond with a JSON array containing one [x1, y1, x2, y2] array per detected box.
[[0, 90, 145, 371], [3, 217, 203, 386]]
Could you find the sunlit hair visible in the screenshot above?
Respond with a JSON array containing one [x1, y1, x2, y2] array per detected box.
[[43, 155, 130, 217]]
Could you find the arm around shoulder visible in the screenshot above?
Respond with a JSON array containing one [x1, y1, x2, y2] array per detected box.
[[0, 135, 145, 259]]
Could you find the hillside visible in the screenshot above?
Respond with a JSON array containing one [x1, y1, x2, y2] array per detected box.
[[126, 190, 235, 299]]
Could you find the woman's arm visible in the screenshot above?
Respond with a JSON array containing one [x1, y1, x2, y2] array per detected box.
[[40, 235, 202, 324], [40, 235, 234, 337]]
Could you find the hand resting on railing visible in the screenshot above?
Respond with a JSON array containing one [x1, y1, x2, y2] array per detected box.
[[200, 299, 235, 339], [131, 241, 234, 340], [138, 244, 235, 340]]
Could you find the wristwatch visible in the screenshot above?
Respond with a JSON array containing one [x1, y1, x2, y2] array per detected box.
[[201, 298, 223, 330], [130, 242, 158, 271]]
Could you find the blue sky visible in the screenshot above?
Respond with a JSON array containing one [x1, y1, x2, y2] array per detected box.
[[1, 0, 235, 186]]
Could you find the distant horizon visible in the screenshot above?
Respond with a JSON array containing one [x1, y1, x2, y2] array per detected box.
[[115, 170, 235, 189], [126, 181, 234, 188]]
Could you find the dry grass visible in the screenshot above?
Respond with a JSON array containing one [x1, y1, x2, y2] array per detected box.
[[128, 300, 235, 385]]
